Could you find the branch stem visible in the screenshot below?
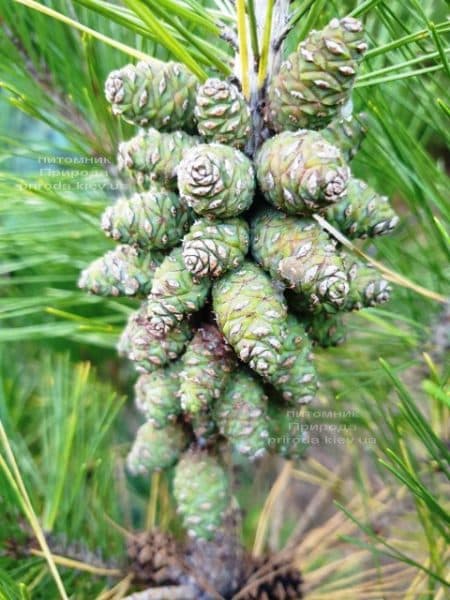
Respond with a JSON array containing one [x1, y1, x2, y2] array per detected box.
[[236, 0, 250, 98]]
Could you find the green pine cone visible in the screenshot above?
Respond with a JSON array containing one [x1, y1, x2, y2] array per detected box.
[[182, 218, 249, 279], [134, 362, 182, 428], [173, 451, 231, 540], [343, 255, 391, 309], [322, 112, 368, 161], [256, 130, 350, 215], [105, 60, 198, 131], [195, 78, 251, 149], [214, 370, 269, 460], [268, 404, 307, 460], [178, 143, 255, 218], [213, 261, 287, 378], [127, 421, 189, 475], [268, 315, 318, 405], [267, 17, 367, 132], [118, 129, 200, 191], [251, 209, 349, 312], [326, 178, 399, 238], [147, 247, 211, 338], [78, 245, 164, 297], [118, 303, 193, 372], [303, 312, 346, 347], [101, 189, 192, 250], [179, 324, 236, 414]]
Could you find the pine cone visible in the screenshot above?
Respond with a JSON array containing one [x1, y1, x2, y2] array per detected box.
[[78, 245, 163, 297], [179, 324, 236, 414], [303, 312, 346, 347], [183, 510, 245, 598], [105, 60, 198, 131], [101, 190, 192, 250], [268, 404, 307, 459], [173, 450, 231, 540], [251, 209, 349, 312], [343, 255, 391, 309], [268, 314, 318, 405], [322, 112, 368, 161], [127, 529, 181, 585], [134, 362, 182, 428], [118, 304, 193, 372], [326, 178, 399, 238], [182, 218, 249, 279], [178, 143, 255, 218], [127, 421, 190, 475], [146, 248, 211, 338], [212, 261, 287, 379], [118, 129, 200, 190], [267, 16, 367, 132], [256, 130, 350, 215], [195, 78, 251, 149], [239, 554, 303, 599], [214, 370, 269, 459]]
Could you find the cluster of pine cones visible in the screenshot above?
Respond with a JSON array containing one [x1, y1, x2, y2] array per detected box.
[[79, 15, 399, 546]]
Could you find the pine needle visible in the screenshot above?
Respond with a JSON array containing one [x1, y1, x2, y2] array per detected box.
[[0, 422, 69, 600]]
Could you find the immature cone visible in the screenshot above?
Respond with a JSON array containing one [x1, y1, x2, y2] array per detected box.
[[101, 190, 191, 250], [268, 404, 307, 460], [303, 312, 346, 347], [182, 218, 249, 279], [268, 315, 318, 405], [267, 17, 367, 132], [322, 112, 368, 161], [179, 324, 236, 414], [118, 129, 200, 190], [134, 362, 182, 428], [127, 422, 189, 475], [195, 78, 252, 149], [118, 304, 193, 372], [178, 143, 255, 218], [256, 130, 350, 215], [105, 60, 198, 131], [214, 370, 269, 459], [127, 530, 181, 585], [78, 245, 163, 297], [173, 451, 231, 540], [147, 247, 211, 338], [326, 178, 399, 238], [251, 209, 349, 312], [343, 255, 391, 309], [184, 510, 245, 598], [213, 261, 287, 378]]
